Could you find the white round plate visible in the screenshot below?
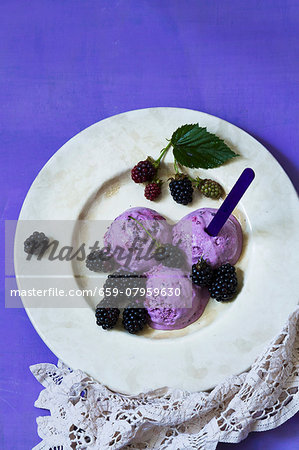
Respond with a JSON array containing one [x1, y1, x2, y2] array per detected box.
[[15, 108, 299, 394]]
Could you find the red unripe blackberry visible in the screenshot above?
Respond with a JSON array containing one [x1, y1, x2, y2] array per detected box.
[[144, 182, 161, 201], [131, 158, 156, 183]]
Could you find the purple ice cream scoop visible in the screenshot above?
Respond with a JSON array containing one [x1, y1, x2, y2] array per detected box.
[[172, 208, 243, 268], [104, 207, 172, 272], [145, 265, 210, 330]]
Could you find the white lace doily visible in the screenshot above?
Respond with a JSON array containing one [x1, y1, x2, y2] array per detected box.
[[31, 307, 299, 450]]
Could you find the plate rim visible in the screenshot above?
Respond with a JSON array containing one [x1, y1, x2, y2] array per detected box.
[[14, 107, 299, 394]]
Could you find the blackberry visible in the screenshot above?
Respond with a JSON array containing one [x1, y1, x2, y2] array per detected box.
[[209, 263, 238, 302], [144, 181, 161, 201], [191, 258, 213, 287], [24, 231, 49, 256], [103, 269, 147, 307], [131, 158, 156, 183], [199, 179, 223, 199], [169, 174, 193, 205], [86, 249, 116, 273], [122, 303, 148, 333], [95, 298, 120, 330], [154, 244, 186, 269]]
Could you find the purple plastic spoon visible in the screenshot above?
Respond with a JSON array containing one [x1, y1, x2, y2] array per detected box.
[[205, 168, 255, 237]]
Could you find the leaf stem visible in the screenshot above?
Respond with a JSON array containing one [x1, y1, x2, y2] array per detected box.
[[173, 158, 179, 174], [155, 141, 172, 166], [128, 216, 161, 248]]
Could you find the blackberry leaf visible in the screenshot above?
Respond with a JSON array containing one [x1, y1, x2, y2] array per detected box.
[[171, 124, 238, 169]]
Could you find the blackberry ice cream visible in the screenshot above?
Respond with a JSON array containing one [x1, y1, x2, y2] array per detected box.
[[172, 208, 242, 268], [104, 207, 172, 272], [145, 265, 210, 330]]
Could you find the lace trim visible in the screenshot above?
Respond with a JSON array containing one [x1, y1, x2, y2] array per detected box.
[[31, 307, 299, 450]]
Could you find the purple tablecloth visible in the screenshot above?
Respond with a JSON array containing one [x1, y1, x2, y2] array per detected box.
[[1, 1, 298, 448]]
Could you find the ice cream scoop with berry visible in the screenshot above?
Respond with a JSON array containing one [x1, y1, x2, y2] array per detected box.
[[145, 265, 210, 330], [104, 207, 172, 272]]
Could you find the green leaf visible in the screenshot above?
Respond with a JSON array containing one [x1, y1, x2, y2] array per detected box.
[[171, 124, 238, 169]]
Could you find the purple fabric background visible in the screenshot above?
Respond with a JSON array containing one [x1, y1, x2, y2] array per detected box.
[[1, 1, 298, 448]]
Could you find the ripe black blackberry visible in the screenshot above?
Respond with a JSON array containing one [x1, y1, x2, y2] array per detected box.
[[199, 179, 223, 199], [169, 174, 193, 205], [191, 258, 213, 287], [209, 263, 238, 302], [131, 158, 156, 183], [86, 249, 116, 273], [122, 303, 148, 333], [103, 269, 147, 307], [154, 244, 186, 269], [24, 231, 49, 256], [144, 181, 161, 201], [95, 298, 120, 330]]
